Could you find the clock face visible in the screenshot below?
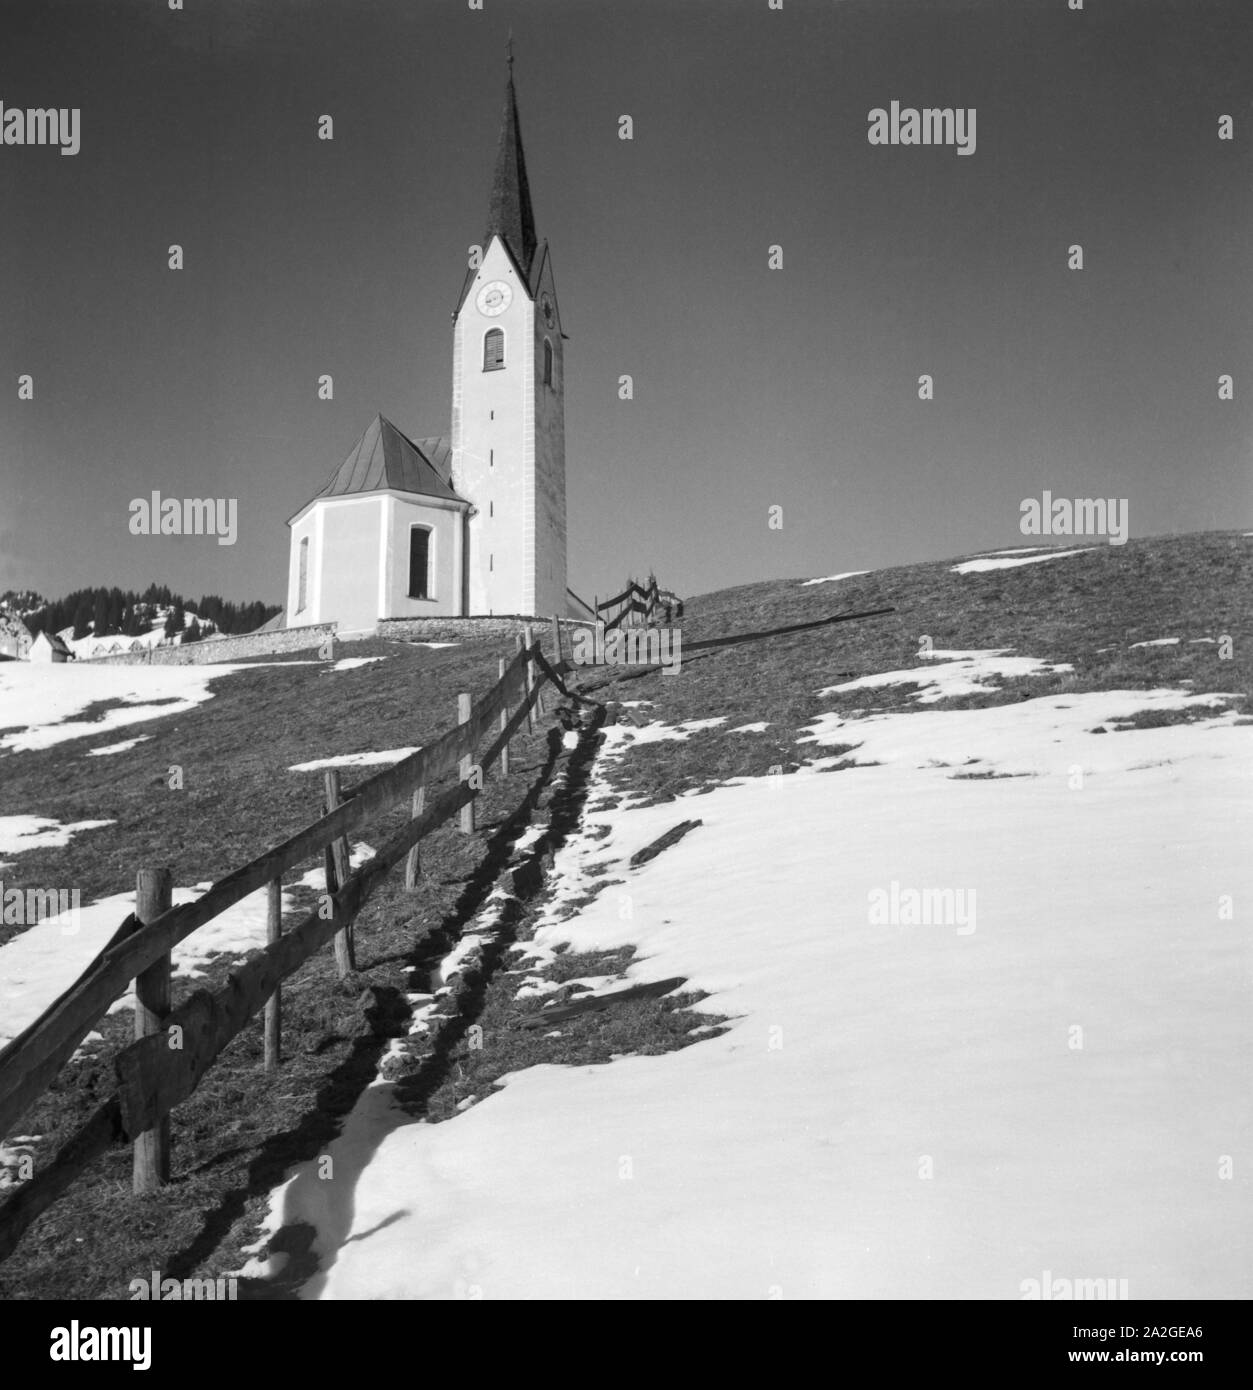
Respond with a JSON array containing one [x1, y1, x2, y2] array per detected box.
[[476, 280, 513, 317]]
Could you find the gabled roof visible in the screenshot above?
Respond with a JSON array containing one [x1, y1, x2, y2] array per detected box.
[[294, 415, 466, 520]]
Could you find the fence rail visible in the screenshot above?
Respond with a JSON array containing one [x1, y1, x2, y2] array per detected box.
[[0, 627, 583, 1261], [595, 576, 682, 632]]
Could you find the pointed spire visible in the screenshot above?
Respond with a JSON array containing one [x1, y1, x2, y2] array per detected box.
[[485, 44, 537, 277]]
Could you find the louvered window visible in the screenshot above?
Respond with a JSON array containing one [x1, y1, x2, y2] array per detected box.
[[296, 537, 309, 612], [543, 339, 554, 387], [483, 329, 505, 371]]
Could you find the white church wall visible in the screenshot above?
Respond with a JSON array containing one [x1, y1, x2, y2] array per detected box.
[[316, 495, 385, 633], [382, 494, 464, 618], [452, 237, 536, 616], [531, 251, 568, 619], [286, 510, 318, 627]]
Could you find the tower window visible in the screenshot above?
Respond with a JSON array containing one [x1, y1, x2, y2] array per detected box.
[[296, 536, 309, 613], [483, 328, 505, 371], [543, 338, 554, 387], [408, 526, 432, 599]]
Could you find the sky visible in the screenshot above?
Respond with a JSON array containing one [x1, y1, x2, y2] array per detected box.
[[1, 0, 1250, 608]]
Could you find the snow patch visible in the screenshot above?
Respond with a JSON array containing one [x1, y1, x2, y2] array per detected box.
[[800, 571, 869, 586], [289, 747, 420, 772], [951, 549, 1095, 574], [818, 651, 1071, 705], [328, 657, 388, 672], [0, 661, 256, 753], [87, 735, 153, 756]]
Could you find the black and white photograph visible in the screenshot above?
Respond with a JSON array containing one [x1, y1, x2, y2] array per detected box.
[[0, 0, 1250, 1341]]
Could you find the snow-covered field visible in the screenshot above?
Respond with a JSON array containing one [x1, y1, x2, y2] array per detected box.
[[0, 660, 254, 754], [0, 847, 375, 1051], [237, 659, 1251, 1300]]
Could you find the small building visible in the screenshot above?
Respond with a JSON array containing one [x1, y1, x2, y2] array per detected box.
[[0, 615, 33, 661], [29, 631, 74, 663]]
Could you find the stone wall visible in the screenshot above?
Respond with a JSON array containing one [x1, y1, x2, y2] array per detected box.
[[377, 615, 601, 645], [376, 615, 547, 644], [81, 614, 600, 665], [81, 623, 337, 666]]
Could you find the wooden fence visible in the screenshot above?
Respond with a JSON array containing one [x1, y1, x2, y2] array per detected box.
[[0, 620, 587, 1261], [595, 576, 682, 633]]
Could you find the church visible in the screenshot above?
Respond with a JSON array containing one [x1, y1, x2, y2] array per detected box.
[[284, 61, 588, 632]]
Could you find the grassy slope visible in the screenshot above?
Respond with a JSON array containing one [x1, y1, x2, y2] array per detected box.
[[578, 532, 1253, 804], [0, 532, 1248, 1298], [338, 533, 1253, 1272]]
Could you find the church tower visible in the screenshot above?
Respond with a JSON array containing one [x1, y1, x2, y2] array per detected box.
[[451, 55, 567, 617]]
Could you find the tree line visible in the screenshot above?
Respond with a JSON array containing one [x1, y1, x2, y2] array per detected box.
[[9, 586, 281, 642]]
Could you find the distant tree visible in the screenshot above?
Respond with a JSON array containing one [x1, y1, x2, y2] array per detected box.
[[72, 603, 92, 640], [183, 617, 203, 644], [163, 602, 185, 639]]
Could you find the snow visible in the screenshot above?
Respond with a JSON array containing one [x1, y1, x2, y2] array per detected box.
[[728, 722, 770, 733], [328, 657, 387, 672], [289, 748, 420, 773], [87, 735, 152, 756], [800, 571, 869, 586], [259, 675, 1250, 1301], [1129, 638, 1181, 649], [409, 641, 460, 649], [0, 846, 375, 1048], [614, 717, 727, 746], [0, 816, 114, 867], [951, 549, 1095, 574], [818, 650, 1072, 705], [972, 547, 1051, 557], [0, 660, 255, 753]]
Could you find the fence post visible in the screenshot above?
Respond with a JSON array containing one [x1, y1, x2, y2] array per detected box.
[[403, 787, 425, 889], [596, 618, 606, 666], [524, 624, 542, 720], [264, 877, 282, 1070], [550, 614, 563, 670], [133, 866, 172, 1193], [323, 770, 355, 976], [458, 692, 476, 833], [498, 657, 511, 778]]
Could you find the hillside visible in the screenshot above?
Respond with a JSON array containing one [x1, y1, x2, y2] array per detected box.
[[0, 531, 1250, 1299]]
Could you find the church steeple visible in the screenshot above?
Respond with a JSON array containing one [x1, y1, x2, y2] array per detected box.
[[485, 46, 537, 278]]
